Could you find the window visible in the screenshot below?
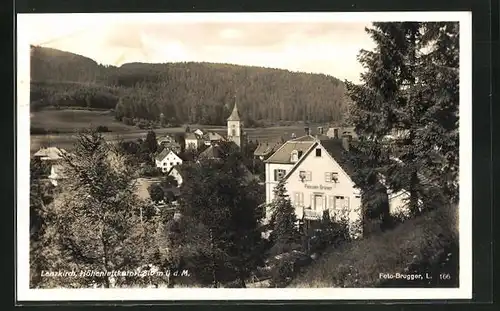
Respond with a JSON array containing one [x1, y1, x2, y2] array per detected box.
[[232, 129, 236, 136], [274, 169, 286, 181], [315, 148, 322, 157], [334, 196, 345, 210], [291, 150, 298, 162], [300, 171, 312, 181], [293, 192, 304, 206], [325, 172, 339, 183]]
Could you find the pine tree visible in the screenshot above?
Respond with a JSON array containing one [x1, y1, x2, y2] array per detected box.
[[346, 22, 459, 215], [416, 22, 459, 203], [163, 154, 265, 288], [346, 22, 423, 216], [268, 180, 299, 252], [37, 130, 158, 288], [145, 130, 158, 154]]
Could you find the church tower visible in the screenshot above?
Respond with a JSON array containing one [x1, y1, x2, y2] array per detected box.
[[227, 99, 243, 149]]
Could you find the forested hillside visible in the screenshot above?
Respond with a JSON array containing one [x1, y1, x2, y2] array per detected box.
[[30, 46, 348, 126]]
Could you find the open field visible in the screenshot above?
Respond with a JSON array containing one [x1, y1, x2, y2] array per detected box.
[[30, 109, 137, 133], [29, 109, 310, 153]]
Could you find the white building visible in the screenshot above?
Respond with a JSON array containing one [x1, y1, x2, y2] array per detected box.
[[33, 147, 68, 186], [155, 149, 183, 173], [193, 128, 204, 137], [185, 133, 204, 150], [264, 135, 414, 237]]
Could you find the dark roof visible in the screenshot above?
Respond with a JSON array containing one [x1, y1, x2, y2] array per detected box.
[[185, 133, 201, 140], [282, 138, 360, 184], [227, 102, 241, 121], [253, 142, 281, 156], [199, 145, 225, 159], [318, 139, 358, 178], [155, 148, 170, 161], [264, 135, 316, 164]]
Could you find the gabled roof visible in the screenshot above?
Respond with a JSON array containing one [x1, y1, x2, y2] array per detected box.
[[264, 135, 317, 164], [33, 147, 66, 160], [155, 148, 170, 161], [282, 138, 359, 184], [205, 132, 225, 141], [156, 149, 181, 162], [199, 145, 225, 160], [185, 133, 201, 140], [227, 102, 241, 121], [253, 141, 282, 156]]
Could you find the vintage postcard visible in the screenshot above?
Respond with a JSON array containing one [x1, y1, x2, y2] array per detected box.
[[16, 11, 472, 301]]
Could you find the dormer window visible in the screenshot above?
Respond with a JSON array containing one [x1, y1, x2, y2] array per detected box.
[[290, 150, 299, 163]]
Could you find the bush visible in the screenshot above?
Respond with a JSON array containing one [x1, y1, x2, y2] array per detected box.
[[268, 260, 294, 288], [140, 165, 162, 177], [289, 206, 458, 288], [96, 125, 110, 132]]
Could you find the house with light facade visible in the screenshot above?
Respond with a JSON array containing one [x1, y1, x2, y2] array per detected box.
[[155, 149, 183, 173], [264, 134, 414, 237], [33, 147, 68, 186], [185, 133, 204, 150]]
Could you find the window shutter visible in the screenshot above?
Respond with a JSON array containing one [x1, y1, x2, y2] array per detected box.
[[300, 192, 304, 205], [328, 195, 334, 209], [310, 194, 314, 209], [293, 192, 299, 205], [325, 172, 331, 182], [307, 171, 312, 181], [274, 169, 277, 181], [323, 196, 327, 210]]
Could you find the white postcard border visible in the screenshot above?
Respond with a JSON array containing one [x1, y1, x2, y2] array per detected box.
[[16, 11, 473, 301]]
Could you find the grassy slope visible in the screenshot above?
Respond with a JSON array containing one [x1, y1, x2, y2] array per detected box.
[[30, 109, 135, 132], [289, 206, 459, 288]]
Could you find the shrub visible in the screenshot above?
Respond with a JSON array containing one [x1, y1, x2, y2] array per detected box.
[[96, 125, 110, 132], [269, 260, 294, 288], [290, 206, 458, 288], [140, 165, 162, 177]]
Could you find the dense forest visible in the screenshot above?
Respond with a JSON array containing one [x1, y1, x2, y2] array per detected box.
[[30, 46, 349, 126]]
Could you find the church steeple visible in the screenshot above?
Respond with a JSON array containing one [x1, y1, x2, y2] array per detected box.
[[227, 94, 243, 148], [227, 100, 241, 121]]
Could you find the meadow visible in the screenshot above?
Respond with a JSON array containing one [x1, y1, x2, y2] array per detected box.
[[29, 109, 309, 153]]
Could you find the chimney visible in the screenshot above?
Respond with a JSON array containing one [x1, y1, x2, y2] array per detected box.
[[341, 135, 352, 151], [304, 127, 310, 135]]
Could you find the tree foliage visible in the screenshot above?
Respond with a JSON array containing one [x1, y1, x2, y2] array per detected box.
[[268, 181, 300, 252], [31, 46, 348, 125], [345, 22, 459, 217], [35, 130, 158, 288], [161, 154, 265, 287]]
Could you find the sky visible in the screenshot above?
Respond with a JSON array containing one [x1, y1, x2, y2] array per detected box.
[[20, 13, 379, 83]]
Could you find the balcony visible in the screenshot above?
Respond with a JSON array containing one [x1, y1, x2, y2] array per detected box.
[[302, 208, 322, 220]]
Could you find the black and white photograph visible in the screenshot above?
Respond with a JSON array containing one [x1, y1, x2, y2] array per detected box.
[[16, 12, 472, 301]]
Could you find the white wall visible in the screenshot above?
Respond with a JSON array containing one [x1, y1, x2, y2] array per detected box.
[[265, 143, 363, 237], [265, 162, 294, 205], [156, 152, 182, 173], [285, 144, 362, 232]]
